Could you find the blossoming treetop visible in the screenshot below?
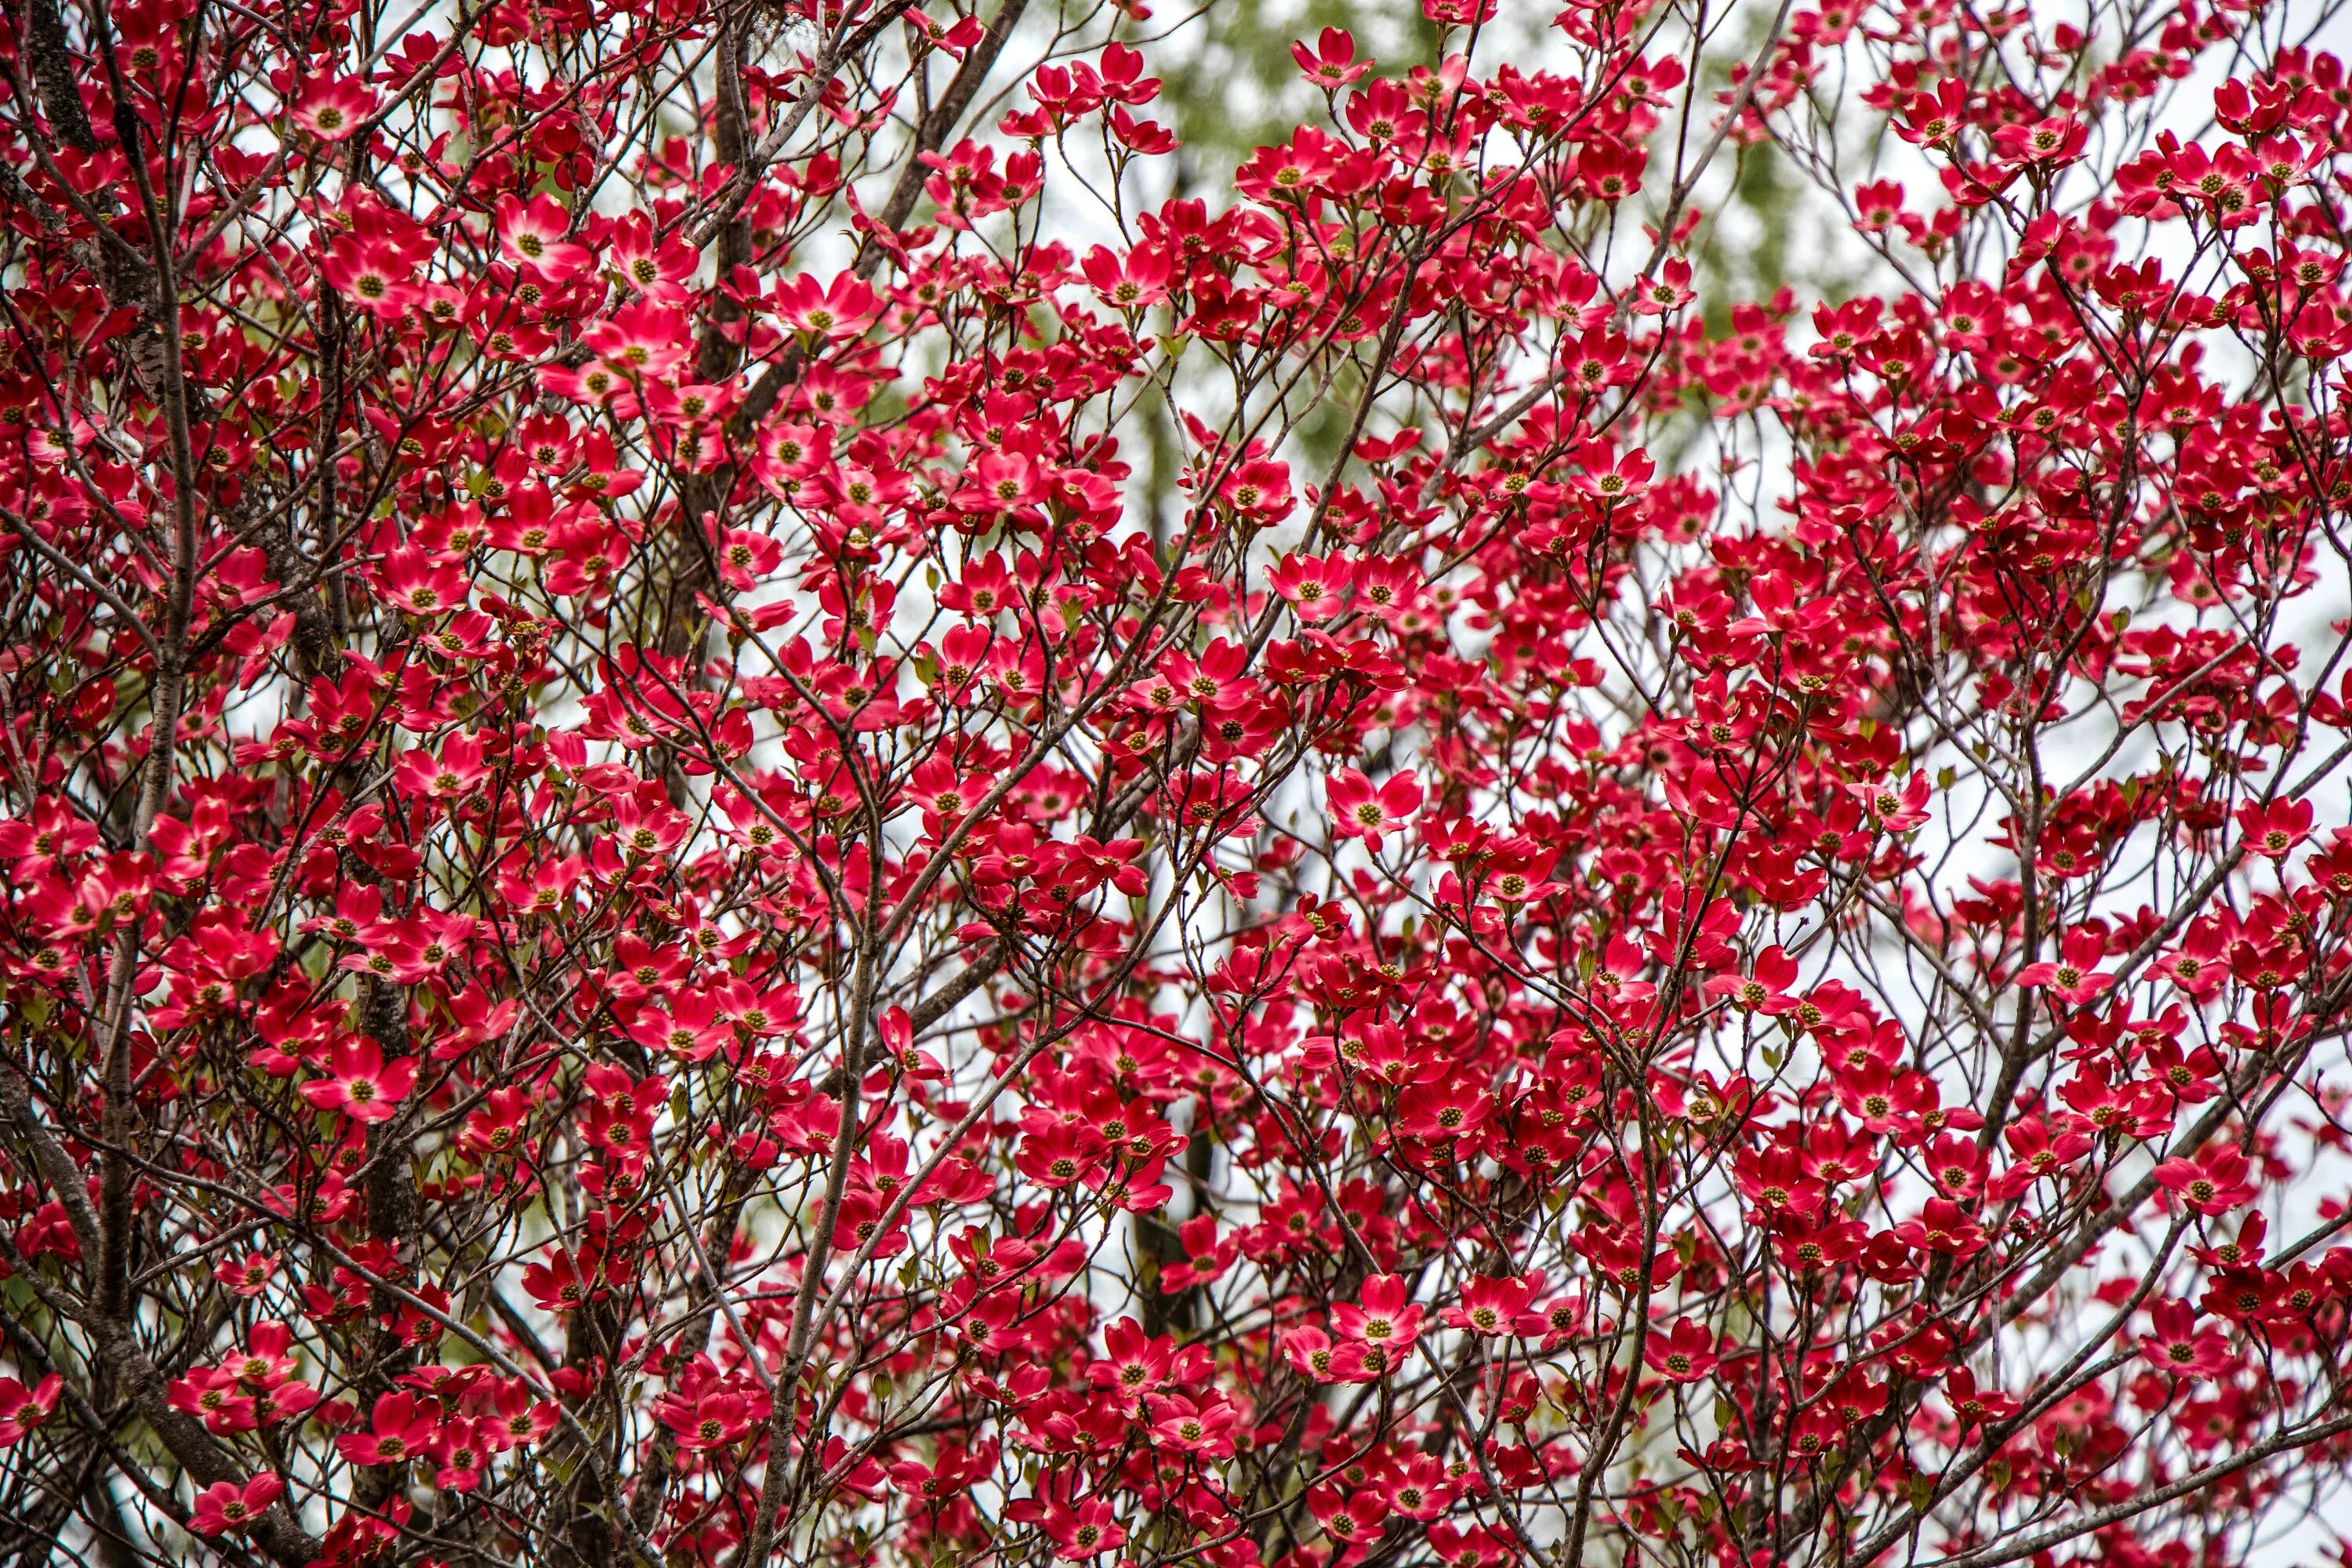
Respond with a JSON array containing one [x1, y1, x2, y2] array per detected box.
[[3, 0, 2352, 1563]]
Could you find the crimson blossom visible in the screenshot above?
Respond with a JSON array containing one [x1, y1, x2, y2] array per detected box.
[[3, 0, 2352, 1563]]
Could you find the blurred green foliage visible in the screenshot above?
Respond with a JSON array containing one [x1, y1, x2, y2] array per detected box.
[[1124, 0, 1864, 512]]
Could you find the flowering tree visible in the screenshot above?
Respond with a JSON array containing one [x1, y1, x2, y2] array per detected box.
[[5, 0, 2352, 1560]]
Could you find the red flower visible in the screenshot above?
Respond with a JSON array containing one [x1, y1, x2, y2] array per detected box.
[[0, 1376, 61, 1446], [169, 1367, 258, 1433], [2140, 1301, 2234, 1380], [1894, 1200, 1987, 1260], [431, 1417, 494, 1492], [1290, 27, 1370, 89], [1395, 1076, 1492, 1142], [1044, 1498, 1128, 1559], [2237, 798, 2314, 859], [334, 1392, 439, 1466], [1643, 1318, 1720, 1382], [190, 1475, 285, 1536], [1148, 1394, 1236, 1455], [299, 1038, 416, 1123], [320, 237, 419, 319], [1442, 1273, 1541, 1335], [1941, 1368, 2020, 1429], [659, 1390, 754, 1450], [2154, 1144, 2258, 1214], [1081, 244, 1174, 310], [1327, 768, 1422, 849], [495, 194, 593, 282], [775, 271, 880, 339], [1708, 944, 1801, 1014], [522, 1249, 597, 1313], [1267, 553, 1350, 621], [289, 76, 374, 140], [2016, 927, 2115, 1005], [1332, 1276, 1425, 1356], [1015, 1120, 1108, 1189]]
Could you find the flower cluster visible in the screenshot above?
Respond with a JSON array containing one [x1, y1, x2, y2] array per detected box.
[[3, 0, 2352, 1563]]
